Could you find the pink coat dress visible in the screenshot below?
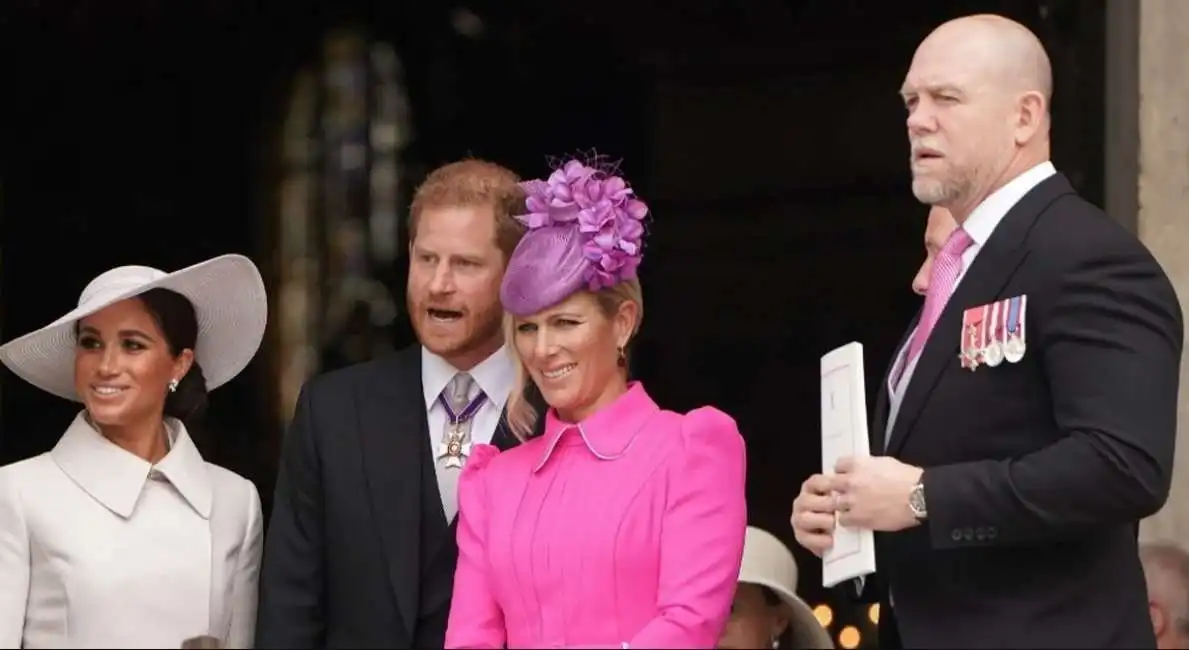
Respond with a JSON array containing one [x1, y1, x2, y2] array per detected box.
[[444, 382, 748, 649]]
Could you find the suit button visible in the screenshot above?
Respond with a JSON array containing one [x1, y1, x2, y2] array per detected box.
[[975, 527, 987, 541], [963, 527, 974, 541], [987, 526, 998, 540], [952, 528, 963, 541]]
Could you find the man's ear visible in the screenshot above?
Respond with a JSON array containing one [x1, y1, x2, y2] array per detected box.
[[1013, 90, 1047, 147], [1151, 600, 1168, 638]]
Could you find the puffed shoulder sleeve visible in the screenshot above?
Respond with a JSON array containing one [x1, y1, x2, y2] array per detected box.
[[627, 407, 748, 649], [0, 467, 30, 649], [444, 444, 506, 649]]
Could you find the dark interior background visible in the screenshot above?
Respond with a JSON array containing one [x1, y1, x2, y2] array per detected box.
[[0, 0, 1104, 645]]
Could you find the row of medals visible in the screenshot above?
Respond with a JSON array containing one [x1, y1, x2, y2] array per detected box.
[[963, 324, 1026, 370]]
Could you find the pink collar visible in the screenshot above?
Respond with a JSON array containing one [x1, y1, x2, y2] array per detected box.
[[533, 381, 659, 472]]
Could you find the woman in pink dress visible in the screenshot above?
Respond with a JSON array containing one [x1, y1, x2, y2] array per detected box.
[[444, 159, 748, 649]]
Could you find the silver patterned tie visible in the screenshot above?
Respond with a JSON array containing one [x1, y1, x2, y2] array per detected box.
[[437, 373, 482, 522]]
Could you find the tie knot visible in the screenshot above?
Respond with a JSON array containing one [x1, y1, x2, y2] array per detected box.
[[446, 373, 476, 408], [942, 228, 974, 258]]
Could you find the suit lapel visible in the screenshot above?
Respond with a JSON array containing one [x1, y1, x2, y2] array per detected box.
[[871, 313, 919, 455], [358, 345, 425, 635], [355, 346, 546, 630], [886, 174, 1076, 455]]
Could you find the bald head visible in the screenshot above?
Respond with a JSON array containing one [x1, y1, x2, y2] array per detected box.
[[1141, 542, 1189, 648], [912, 206, 957, 296], [919, 14, 1052, 107], [902, 14, 1053, 220]]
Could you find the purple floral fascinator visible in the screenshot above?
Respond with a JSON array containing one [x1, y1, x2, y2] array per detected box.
[[500, 159, 650, 317]]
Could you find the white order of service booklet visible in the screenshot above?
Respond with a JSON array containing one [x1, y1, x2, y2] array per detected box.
[[819, 341, 877, 588]]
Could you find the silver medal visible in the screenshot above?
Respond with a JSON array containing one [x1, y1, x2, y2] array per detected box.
[[1003, 334, 1026, 363], [983, 339, 1005, 367], [437, 426, 473, 469]]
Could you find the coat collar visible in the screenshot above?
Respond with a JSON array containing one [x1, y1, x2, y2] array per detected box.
[[962, 161, 1056, 248], [51, 411, 212, 519], [534, 381, 659, 472]]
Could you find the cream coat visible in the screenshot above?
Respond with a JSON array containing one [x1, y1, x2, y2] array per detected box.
[[0, 413, 262, 649]]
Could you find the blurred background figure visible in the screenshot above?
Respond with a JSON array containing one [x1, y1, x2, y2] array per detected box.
[[911, 207, 958, 297], [720, 526, 835, 649], [1141, 542, 1189, 649]]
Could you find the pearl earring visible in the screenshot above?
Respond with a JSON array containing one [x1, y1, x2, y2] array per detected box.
[[168, 379, 179, 393]]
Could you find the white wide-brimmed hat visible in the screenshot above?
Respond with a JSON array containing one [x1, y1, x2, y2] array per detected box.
[[0, 254, 268, 402], [741, 526, 836, 649]]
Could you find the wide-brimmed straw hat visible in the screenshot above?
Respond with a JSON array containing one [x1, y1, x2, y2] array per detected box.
[[741, 526, 836, 649], [0, 254, 267, 402]]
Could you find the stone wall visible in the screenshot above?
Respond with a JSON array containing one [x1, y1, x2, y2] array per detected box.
[[1107, 0, 1189, 544]]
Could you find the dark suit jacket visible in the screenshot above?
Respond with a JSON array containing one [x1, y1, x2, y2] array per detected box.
[[255, 344, 541, 648], [861, 173, 1182, 649]]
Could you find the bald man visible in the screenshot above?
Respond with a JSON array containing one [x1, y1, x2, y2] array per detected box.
[[792, 14, 1182, 648], [1142, 543, 1189, 649], [911, 207, 958, 297]]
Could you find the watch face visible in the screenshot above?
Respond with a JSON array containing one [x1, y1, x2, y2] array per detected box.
[[910, 486, 926, 515]]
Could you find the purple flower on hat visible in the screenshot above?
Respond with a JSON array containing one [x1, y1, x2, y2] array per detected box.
[[519, 160, 597, 228], [515, 159, 650, 292]]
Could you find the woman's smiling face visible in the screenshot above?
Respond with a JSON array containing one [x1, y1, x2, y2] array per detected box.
[[512, 290, 637, 422]]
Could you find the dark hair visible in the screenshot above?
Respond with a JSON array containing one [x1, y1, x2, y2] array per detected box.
[[137, 288, 209, 429], [759, 585, 797, 649]]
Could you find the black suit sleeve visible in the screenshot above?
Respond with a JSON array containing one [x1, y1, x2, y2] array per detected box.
[[921, 242, 1183, 549], [256, 384, 326, 648]]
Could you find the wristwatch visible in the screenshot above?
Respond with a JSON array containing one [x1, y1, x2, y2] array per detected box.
[[909, 482, 928, 520]]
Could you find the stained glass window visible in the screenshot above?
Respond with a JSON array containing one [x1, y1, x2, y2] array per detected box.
[[274, 28, 413, 424]]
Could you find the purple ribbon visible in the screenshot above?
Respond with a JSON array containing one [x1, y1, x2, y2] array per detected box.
[[438, 392, 487, 425]]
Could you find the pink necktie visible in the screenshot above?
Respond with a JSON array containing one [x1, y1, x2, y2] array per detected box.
[[906, 228, 975, 365]]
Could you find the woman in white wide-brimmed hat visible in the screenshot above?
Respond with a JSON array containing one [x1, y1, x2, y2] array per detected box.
[[0, 254, 268, 650], [718, 527, 837, 649]]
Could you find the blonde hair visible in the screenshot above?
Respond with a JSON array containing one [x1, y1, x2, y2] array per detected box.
[[504, 279, 644, 439]]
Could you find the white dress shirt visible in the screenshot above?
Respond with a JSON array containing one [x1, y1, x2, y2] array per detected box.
[[0, 413, 263, 649], [421, 345, 515, 514]]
